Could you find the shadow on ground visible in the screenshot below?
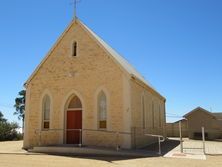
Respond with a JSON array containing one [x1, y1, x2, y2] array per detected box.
[[143, 138, 180, 155], [43, 139, 179, 162], [48, 153, 147, 162], [0, 139, 180, 163]]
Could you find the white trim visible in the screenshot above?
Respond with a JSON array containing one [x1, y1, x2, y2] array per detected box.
[[67, 108, 83, 111]]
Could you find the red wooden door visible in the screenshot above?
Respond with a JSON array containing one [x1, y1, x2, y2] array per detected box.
[[66, 110, 82, 144]]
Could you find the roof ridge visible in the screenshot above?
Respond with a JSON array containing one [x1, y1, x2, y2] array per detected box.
[[76, 19, 160, 93], [25, 18, 165, 100]]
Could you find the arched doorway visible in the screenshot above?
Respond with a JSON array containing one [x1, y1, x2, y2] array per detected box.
[[66, 95, 82, 144]]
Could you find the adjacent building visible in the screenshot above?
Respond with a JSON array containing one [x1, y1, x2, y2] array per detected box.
[[166, 119, 188, 137], [184, 107, 222, 140]]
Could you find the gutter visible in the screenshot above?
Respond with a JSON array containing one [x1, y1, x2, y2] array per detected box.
[[130, 74, 166, 102]]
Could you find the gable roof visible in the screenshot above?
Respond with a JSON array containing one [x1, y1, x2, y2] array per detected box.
[[79, 20, 152, 88], [183, 107, 222, 120], [183, 107, 213, 118], [212, 113, 222, 120], [25, 18, 165, 100], [174, 119, 187, 123]]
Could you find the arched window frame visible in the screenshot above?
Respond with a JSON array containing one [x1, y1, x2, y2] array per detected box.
[[97, 90, 107, 129], [67, 95, 82, 110], [42, 95, 51, 130]]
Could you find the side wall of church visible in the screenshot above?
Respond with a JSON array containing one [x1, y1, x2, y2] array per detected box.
[[130, 79, 166, 148]]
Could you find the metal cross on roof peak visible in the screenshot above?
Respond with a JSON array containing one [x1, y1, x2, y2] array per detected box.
[[71, 0, 81, 19]]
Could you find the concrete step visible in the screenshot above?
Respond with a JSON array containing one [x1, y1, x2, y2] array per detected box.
[[29, 146, 159, 157]]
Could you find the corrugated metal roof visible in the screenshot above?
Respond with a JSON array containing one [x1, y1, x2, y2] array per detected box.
[[212, 113, 222, 120], [25, 18, 164, 100], [183, 107, 213, 118], [184, 107, 222, 120], [78, 20, 158, 92]]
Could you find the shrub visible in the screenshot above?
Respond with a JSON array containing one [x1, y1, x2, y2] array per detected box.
[[0, 111, 23, 141]]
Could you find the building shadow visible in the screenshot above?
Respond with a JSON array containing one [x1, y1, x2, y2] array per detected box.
[[46, 153, 149, 163], [46, 139, 180, 162], [143, 138, 180, 155], [0, 139, 181, 163]]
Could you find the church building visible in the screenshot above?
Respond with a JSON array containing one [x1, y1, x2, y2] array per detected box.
[[23, 18, 166, 150]]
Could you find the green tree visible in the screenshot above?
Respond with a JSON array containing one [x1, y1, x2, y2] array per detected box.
[[0, 111, 7, 122], [0, 112, 22, 141], [14, 90, 26, 133]]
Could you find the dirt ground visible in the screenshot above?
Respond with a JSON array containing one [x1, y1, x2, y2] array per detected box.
[[0, 141, 222, 167]]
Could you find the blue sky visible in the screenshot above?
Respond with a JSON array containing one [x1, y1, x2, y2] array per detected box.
[[0, 0, 222, 125]]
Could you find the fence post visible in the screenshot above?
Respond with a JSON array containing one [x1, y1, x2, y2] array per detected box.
[[116, 132, 120, 151], [38, 130, 42, 146], [132, 127, 137, 149], [79, 129, 82, 147], [158, 136, 161, 155], [202, 127, 206, 155], [179, 121, 183, 153]]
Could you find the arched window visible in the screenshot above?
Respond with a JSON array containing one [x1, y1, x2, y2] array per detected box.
[[72, 41, 77, 57], [68, 96, 82, 109], [98, 91, 107, 129], [42, 95, 50, 129]]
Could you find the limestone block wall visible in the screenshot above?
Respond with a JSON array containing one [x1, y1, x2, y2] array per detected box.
[[83, 130, 131, 149], [130, 79, 166, 148], [23, 21, 131, 149], [166, 121, 188, 137], [186, 110, 222, 140]]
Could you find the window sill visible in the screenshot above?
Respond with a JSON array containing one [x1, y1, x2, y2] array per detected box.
[[98, 128, 107, 131]]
